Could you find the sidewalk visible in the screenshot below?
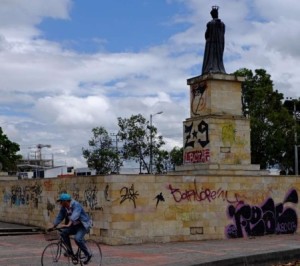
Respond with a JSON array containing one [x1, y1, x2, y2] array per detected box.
[[0, 230, 300, 265]]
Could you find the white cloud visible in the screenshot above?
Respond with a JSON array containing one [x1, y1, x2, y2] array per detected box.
[[33, 95, 110, 127], [1, 0, 300, 168], [0, 0, 71, 39]]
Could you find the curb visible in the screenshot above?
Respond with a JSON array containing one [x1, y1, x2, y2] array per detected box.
[[195, 248, 300, 266]]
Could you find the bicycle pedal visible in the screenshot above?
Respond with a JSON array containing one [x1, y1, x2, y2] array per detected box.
[[71, 258, 79, 264]]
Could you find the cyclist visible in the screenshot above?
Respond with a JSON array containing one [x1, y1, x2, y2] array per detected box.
[[52, 193, 93, 265]]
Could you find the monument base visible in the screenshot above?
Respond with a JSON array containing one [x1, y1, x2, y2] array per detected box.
[[173, 163, 268, 176]]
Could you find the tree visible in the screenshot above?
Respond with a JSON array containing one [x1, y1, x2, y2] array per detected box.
[[169, 146, 183, 170], [154, 149, 169, 174], [82, 127, 122, 174], [0, 127, 21, 172], [117, 114, 165, 174], [234, 68, 296, 171], [283, 98, 300, 174]]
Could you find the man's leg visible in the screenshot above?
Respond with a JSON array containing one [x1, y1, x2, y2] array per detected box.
[[74, 225, 90, 257], [60, 227, 76, 255]]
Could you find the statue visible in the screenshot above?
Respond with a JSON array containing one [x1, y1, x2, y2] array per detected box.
[[202, 6, 226, 75]]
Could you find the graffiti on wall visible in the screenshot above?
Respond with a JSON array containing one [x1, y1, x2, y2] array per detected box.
[[225, 189, 298, 238], [184, 120, 209, 149], [69, 183, 80, 201], [184, 120, 210, 164], [47, 180, 104, 211], [168, 180, 238, 204], [47, 199, 55, 216], [184, 149, 210, 163], [43, 180, 53, 191], [84, 185, 98, 210], [191, 82, 207, 115], [104, 184, 110, 201], [154, 192, 165, 208], [222, 123, 235, 146], [8, 183, 43, 208], [120, 184, 139, 208]]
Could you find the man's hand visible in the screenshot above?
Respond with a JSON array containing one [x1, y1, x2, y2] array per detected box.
[[60, 220, 72, 228]]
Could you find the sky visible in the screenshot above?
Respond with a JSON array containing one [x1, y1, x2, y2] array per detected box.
[[1, 0, 300, 169]]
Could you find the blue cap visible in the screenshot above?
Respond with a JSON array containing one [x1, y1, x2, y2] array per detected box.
[[57, 193, 71, 202]]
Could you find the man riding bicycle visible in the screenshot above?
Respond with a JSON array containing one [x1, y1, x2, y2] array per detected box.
[[52, 193, 93, 265]]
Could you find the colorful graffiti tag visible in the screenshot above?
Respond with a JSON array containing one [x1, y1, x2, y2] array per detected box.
[[225, 189, 298, 238], [9, 183, 43, 208]]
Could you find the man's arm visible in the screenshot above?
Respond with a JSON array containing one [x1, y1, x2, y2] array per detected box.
[[53, 207, 66, 227], [69, 201, 82, 223], [59, 219, 72, 228]]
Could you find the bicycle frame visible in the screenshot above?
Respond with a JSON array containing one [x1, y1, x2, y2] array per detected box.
[[42, 227, 102, 266], [43, 228, 85, 265]]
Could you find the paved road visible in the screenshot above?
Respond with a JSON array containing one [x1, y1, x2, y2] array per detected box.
[[0, 231, 300, 266], [0, 221, 299, 266]]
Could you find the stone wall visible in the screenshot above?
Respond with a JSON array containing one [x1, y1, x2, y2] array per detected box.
[[0, 174, 298, 245]]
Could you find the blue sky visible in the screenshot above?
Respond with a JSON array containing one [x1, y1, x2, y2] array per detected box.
[[39, 1, 190, 53], [1, 0, 300, 168]]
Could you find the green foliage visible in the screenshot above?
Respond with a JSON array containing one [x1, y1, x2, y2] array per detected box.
[[154, 149, 169, 174], [0, 127, 21, 171], [117, 114, 165, 173], [82, 127, 122, 174], [169, 146, 183, 169], [234, 68, 296, 171]]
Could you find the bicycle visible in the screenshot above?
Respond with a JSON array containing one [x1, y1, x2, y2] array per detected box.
[[41, 228, 102, 266]]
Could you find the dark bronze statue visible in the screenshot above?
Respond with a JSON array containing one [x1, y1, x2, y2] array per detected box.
[[202, 6, 226, 75]]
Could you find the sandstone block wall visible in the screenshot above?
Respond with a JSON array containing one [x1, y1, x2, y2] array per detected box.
[[0, 174, 298, 245]]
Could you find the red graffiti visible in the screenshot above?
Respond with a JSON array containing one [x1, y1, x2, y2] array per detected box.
[[184, 149, 210, 163], [168, 180, 238, 204]]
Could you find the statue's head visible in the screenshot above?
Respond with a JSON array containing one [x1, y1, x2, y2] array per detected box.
[[210, 6, 219, 19]]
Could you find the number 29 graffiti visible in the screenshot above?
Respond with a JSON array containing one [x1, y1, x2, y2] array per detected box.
[[184, 120, 209, 149]]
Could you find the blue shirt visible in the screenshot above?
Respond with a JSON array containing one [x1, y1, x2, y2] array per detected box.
[[53, 199, 92, 230]]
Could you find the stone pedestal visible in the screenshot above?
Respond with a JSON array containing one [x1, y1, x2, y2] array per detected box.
[[176, 73, 263, 175], [188, 73, 244, 117]]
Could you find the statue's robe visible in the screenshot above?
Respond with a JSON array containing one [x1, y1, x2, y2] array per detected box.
[[202, 18, 226, 75]]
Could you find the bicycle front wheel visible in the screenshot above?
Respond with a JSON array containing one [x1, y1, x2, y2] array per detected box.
[[82, 239, 102, 266], [41, 242, 71, 266]]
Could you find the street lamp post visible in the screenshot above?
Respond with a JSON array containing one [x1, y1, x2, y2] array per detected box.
[[285, 97, 299, 175], [111, 133, 120, 174], [150, 111, 163, 174], [293, 101, 299, 175]]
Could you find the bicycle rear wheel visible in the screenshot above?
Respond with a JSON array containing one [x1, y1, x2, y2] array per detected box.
[[80, 239, 102, 266], [41, 242, 71, 265]]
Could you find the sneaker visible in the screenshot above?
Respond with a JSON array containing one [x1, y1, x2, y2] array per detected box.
[[83, 253, 92, 265]]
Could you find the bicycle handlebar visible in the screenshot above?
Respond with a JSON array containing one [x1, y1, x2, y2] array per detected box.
[[46, 227, 63, 233]]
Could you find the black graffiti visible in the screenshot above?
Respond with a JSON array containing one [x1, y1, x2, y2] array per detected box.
[[154, 192, 165, 208], [198, 121, 209, 147], [84, 186, 98, 210], [184, 120, 209, 149], [104, 184, 110, 201], [191, 82, 207, 115], [184, 123, 195, 148], [225, 189, 298, 238], [120, 184, 139, 208], [47, 199, 55, 216]]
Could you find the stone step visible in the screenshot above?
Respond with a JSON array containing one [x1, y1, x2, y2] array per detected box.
[[0, 231, 42, 236], [0, 227, 41, 233], [0, 221, 42, 236]]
